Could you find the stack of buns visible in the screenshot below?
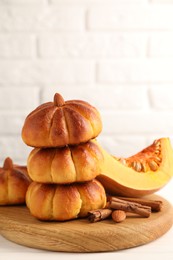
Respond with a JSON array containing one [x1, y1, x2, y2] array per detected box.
[[22, 93, 106, 221]]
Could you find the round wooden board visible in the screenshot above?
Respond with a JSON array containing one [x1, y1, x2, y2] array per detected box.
[[0, 195, 172, 253]]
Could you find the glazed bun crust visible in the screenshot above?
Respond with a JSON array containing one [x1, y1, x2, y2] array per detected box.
[[27, 140, 104, 184], [22, 93, 102, 148], [0, 158, 31, 205], [26, 179, 106, 221]]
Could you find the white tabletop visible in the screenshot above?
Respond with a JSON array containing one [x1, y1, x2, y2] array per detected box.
[[1, 181, 173, 260]]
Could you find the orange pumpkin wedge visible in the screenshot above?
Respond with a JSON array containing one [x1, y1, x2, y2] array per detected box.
[[96, 138, 173, 197]]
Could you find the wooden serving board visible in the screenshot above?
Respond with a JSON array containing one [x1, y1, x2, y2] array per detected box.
[[0, 195, 172, 253]]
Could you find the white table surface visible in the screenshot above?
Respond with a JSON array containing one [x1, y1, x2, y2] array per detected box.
[[1, 181, 173, 260]]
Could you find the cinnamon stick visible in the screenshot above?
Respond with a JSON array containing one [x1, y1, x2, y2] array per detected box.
[[88, 209, 112, 223], [116, 197, 163, 212], [107, 197, 151, 218]]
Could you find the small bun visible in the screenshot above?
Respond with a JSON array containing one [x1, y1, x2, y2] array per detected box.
[[0, 157, 31, 205], [27, 140, 104, 184], [21, 93, 102, 148], [26, 179, 106, 221]]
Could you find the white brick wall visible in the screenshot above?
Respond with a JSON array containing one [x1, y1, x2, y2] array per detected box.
[[0, 87, 40, 110], [0, 61, 95, 84], [0, 34, 36, 58], [38, 32, 147, 58], [0, 6, 85, 31], [87, 5, 173, 30], [98, 60, 173, 83], [149, 33, 173, 57], [0, 0, 173, 176]]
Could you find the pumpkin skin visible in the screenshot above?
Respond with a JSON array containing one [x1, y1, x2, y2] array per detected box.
[[96, 138, 173, 197], [21, 93, 102, 148]]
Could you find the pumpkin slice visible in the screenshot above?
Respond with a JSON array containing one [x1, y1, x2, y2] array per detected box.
[[96, 138, 173, 197]]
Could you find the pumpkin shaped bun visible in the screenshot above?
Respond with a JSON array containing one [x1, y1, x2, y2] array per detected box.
[[27, 140, 104, 184], [0, 157, 31, 205], [26, 179, 106, 221], [22, 93, 102, 148]]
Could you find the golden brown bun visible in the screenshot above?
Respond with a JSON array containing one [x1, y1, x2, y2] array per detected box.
[[21, 93, 102, 148], [0, 157, 31, 205], [27, 140, 104, 184], [26, 179, 106, 221]]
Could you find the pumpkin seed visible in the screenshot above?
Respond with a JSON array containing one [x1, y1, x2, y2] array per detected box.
[[141, 163, 147, 172], [135, 161, 142, 172], [119, 158, 127, 166], [154, 156, 162, 163], [154, 139, 160, 145], [155, 143, 161, 150], [131, 161, 137, 169], [155, 150, 160, 155], [148, 160, 158, 171]]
